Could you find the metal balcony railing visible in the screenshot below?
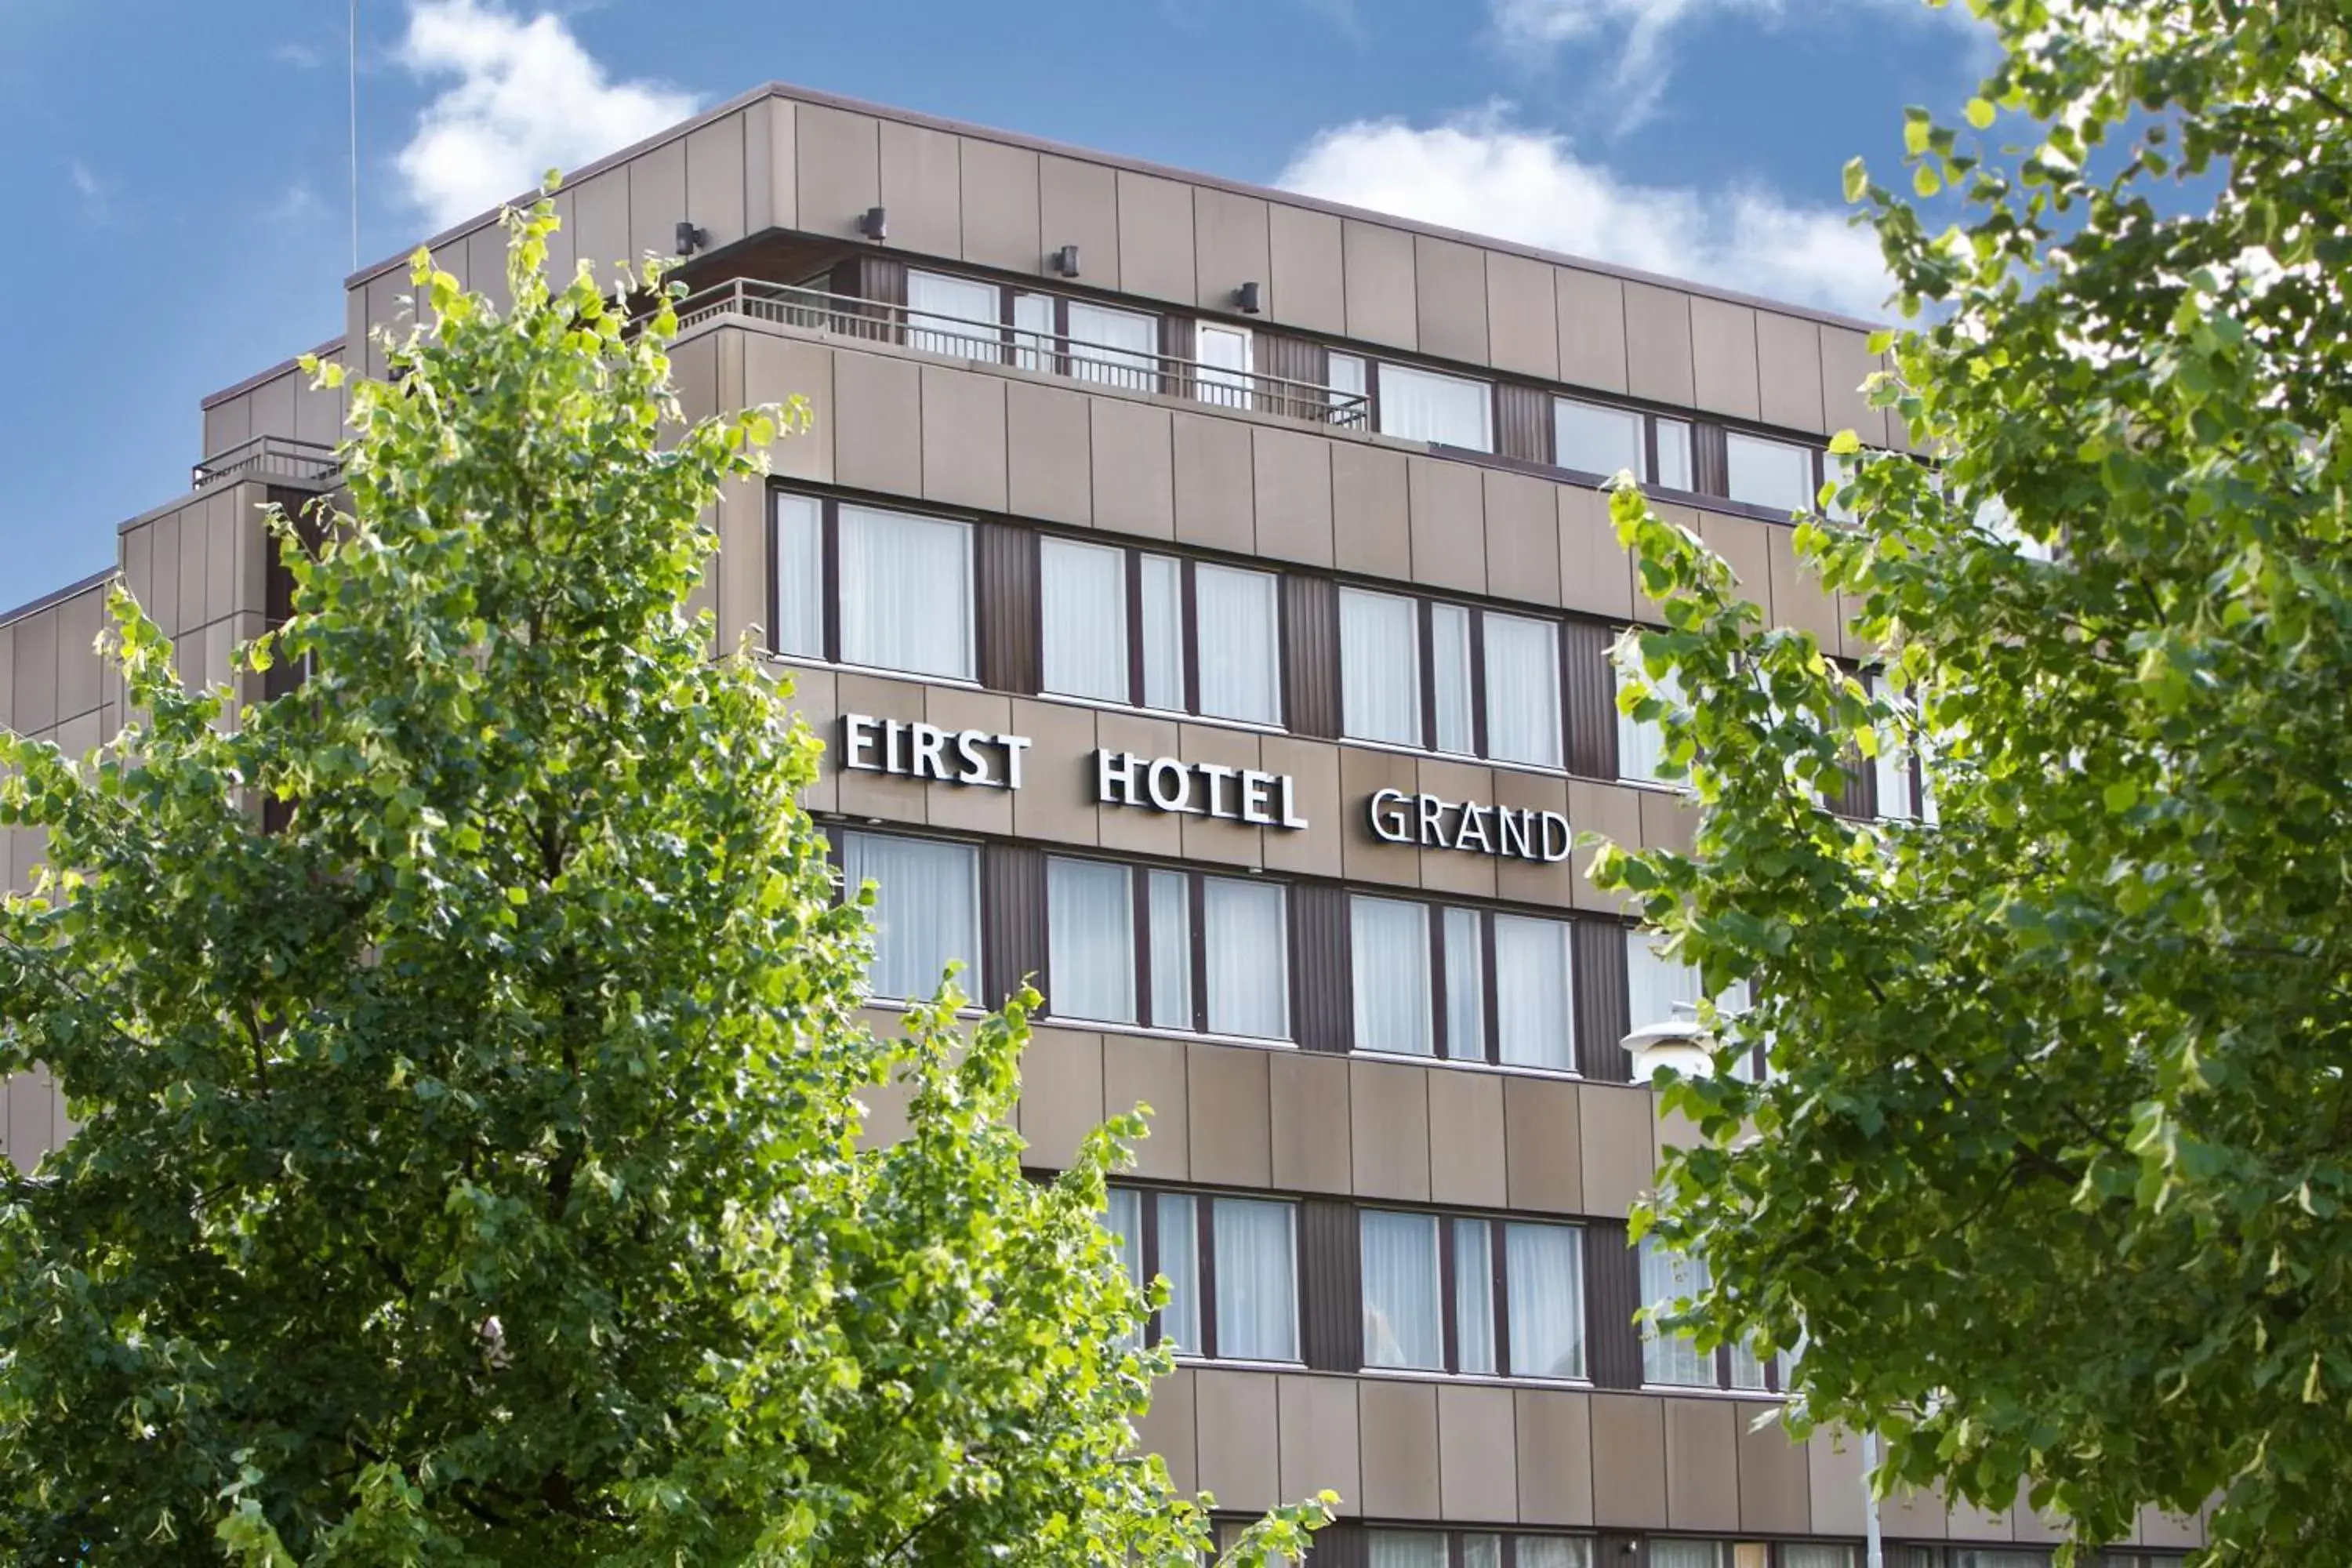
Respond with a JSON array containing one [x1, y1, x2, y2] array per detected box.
[[670, 278, 1372, 430], [191, 435, 340, 491]]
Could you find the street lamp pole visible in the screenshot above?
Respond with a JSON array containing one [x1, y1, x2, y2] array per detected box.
[[1862, 1429, 1886, 1568]]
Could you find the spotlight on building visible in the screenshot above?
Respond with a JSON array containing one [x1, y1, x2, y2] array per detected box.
[[1051, 244, 1082, 278], [1235, 280, 1263, 314], [1621, 1005, 1713, 1083], [859, 205, 889, 240], [674, 220, 710, 257]]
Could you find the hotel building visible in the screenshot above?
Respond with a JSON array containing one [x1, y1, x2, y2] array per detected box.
[[0, 83, 2204, 1566]]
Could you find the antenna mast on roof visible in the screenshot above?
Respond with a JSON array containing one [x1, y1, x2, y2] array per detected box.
[[349, 0, 361, 271]]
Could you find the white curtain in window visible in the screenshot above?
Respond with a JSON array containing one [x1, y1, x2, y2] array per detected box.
[[1517, 1540, 1593, 1568], [1430, 604, 1475, 754], [1639, 1238, 1714, 1386], [838, 506, 972, 680], [1047, 858, 1135, 1024], [1011, 291, 1054, 372], [1654, 418, 1693, 491], [1213, 1198, 1297, 1361], [1505, 1221, 1585, 1378], [1351, 897, 1432, 1055], [842, 833, 978, 1003], [1327, 353, 1367, 400], [1617, 662, 1682, 786], [1156, 1192, 1200, 1353], [1871, 672, 1917, 821], [1442, 907, 1485, 1061], [1730, 1334, 1771, 1390], [1951, 1555, 2054, 1568], [1367, 1531, 1449, 1568], [1040, 539, 1129, 702], [1106, 1187, 1144, 1350], [1626, 931, 1704, 1035], [1726, 431, 1817, 514], [1359, 1210, 1443, 1370], [1068, 300, 1158, 394], [1196, 324, 1253, 409], [772, 494, 824, 658], [905, 269, 999, 358], [1781, 1549, 1856, 1568], [1196, 564, 1280, 724], [1453, 1216, 1495, 1374], [1648, 1544, 1723, 1568], [1494, 914, 1573, 1071], [1461, 1537, 1504, 1568], [1377, 363, 1494, 451], [1340, 588, 1422, 746], [1148, 869, 1193, 1029], [1203, 877, 1289, 1038], [1137, 554, 1185, 710], [1554, 398, 1642, 478], [1484, 612, 1563, 768]]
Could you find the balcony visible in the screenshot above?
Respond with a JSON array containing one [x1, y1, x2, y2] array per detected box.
[[670, 278, 1372, 431], [191, 435, 339, 492]]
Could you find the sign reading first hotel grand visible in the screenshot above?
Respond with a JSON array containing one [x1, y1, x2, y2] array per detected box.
[[839, 713, 1569, 865]]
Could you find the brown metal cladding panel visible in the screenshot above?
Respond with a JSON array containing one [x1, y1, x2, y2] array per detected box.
[[1298, 1197, 1363, 1373], [1282, 575, 1341, 741], [1289, 882, 1352, 1055], [1588, 1394, 1668, 1530], [1561, 619, 1619, 782], [1584, 1218, 1645, 1390], [1256, 332, 1330, 425], [982, 843, 1047, 1011], [1573, 920, 1632, 1084], [975, 524, 1040, 697], [1693, 423, 1730, 499], [1496, 382, 1553, 466], [1737, 1410, 1813, 1535], [1835, 752, 1875, 820], [1308, 1521, 1369, 1568], [829, 253, 909, 310]]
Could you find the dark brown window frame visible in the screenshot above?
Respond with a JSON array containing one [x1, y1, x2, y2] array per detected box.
[[1113, 1181, 1301, 1367], [1359, 1204, 1588, 1382], [1036, 532, 1290, 728], [1040, 852, 1297, 1044]]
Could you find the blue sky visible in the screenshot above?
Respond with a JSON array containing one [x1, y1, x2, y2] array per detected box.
[[0, 0, 1993, 601]]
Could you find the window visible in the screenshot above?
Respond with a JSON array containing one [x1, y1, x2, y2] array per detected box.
[[1653, 417, 1694, 491], [1377, 363, 1495, 451], [1196, 323, 1253, 410], [1036, 541, 1281, 726], [1726, 432, 1819, 515], [1367, 1533, 1592, 1568], [1639, 1237, 1785, 1392], [1046, 860, 1291, 1040], [1347, 896, 1577, 1071], [1337, 590, 1564, 768], [1553, 397, 1643, 480], [840, 832, 979, 1003], [1359, 1210, 1585, 1378], [1870, 671, 1922, 822], [1616, 662, 1682, 787], [771, 495, 975, 682], [1111, 1185, 1298, 1362], [906, 268, 1000, 358], [1327, 352, 1370, 427], [1627, 929, 1762, 1082]]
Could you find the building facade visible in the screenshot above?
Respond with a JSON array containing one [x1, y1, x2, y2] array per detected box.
[[0, 83, 2204, 1566]]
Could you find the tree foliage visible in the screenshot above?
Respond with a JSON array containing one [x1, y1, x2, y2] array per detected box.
[[0, 194, 1329, 1565], [1604, 1, 2352, 1559]]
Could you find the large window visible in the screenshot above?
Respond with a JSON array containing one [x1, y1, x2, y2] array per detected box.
[[1348, 895, 1575, 1071], [1639, 1237, 1777, 1392], [1338, 588, 1563, 769], [1039, 538, 1282, 726], [1726, 431, 1819, 515], [1615, 662, 1682, 787], [772, 495, 975, 682], [1108, 1185, 1298, 1363], [1372, 362, 1495, 451], [1045, 858, 1290, 1040], [1653, 1546, 1857, 1568], [840, 832, 979, 1003], [1553, 397, 1693, 494], [1869, 671, 1922, 822], [1625, 931, 1761, 1082], [1359, 1210, 1585, 1379], [906, 269, 1000, 358], [1367, 1532, 1593, 1568]]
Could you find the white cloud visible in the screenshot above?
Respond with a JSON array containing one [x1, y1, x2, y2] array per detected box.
[[1277, 109, 1889, 318], [394, 0, 697, 233]]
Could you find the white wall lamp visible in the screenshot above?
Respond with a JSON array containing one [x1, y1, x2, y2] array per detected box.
[[1621, 1004, 1714, 1083]]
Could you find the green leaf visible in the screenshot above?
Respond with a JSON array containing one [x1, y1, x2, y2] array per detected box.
[[1965, 96, 1997, 129]]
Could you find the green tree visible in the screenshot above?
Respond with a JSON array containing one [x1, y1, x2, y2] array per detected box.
[[1600, 1, 2352, 1559], [0, 194, 1329, 1565]]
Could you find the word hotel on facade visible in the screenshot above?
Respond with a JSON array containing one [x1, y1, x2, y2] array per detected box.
[[0, 79, 2205, 1567]]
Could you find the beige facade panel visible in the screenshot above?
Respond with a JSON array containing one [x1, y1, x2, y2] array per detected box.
[[1737, 1411, 1812, 1535], [1349, 1058, 1432, 1202], [3, 1069, 64, 1175], [1093, 712, 1182, 857], [687, 110, 750, 252], [1186, 1040, 1273, 1189], [1010, 698, 1100, 845], [544, 187, 580, 288], [1277, 1373, 1363, 1514], [1637, 787, 1698, 860], [760, 99, 797, 234], [795, 103, 882, 241], [246, 368, 298, 456], [1567, 782, 1641, 919], [1503, 1074, 1583, 1214], [1017, 1025, 1105, 1169], [746, 333, 836, 485], [54, 588, 103, 726], [924, 686, 1017, 836], [1425, 1066, 1507, 1208], [1102, 1032, 1189, 1180], [1251, 427, 1335, 568], [1330, 442, 1413, 583], [2136, 1504, 2205, 1549], [1555, 269, 1629, 397], [292, 355, 347, 449], [1406, 456, 1485, 597], [1178, 724, 1264, 867], [12, 608, 56, 735], [1577, 1082, 1657, 1218], [1805, 1429, 1868, 1538], [714, 473, 767, 652], [1881, 1479, 1951, 1540], [1116, 169, 1198, 307], [1557, 484, 1633, 622], [1267, 1050, 1353, 1195], [1819, 325, 1887, 449], [1341, 220, 1418, 350], [1515, 1388, 1596, 1526], [1260, 737, 1341, 878], [1414, 756, 1497, 900], [1623, 282, 1697, 408], [1005, 380, 1094, 527], [833, 351, 924, 495], [1689, 296, 1762, 423], [1267, 202, 1346, 336], [1194, 1368, 1282, 1513], [1172, 412, 1256, 556], [1756, 311, 1828, 437], [1359, 1377, 1443, 1519], [1192, 188, 1270, 316], [1696, 513, 1773, 620], [1414, 234, 1490, 367], [878, 119, 963, 260], [1040, 155, 1123, 292], [918, 365, 1010, 513], [1588, 1393, 1668, 1529], [1494, 771, 1577, 909], [1765, 524, 1841, 648], [957, 136, 1043, 274], [1665, 1397, 1742, 1531], [627, 135, 688, 269], [783, 665, 839, 814], [203, 385, 251, 459], [1484, 468, 1561, 610], [569, 165, 631, 283], [1337, 745, 1421, 888], [1439, 1383, 1521, 1523], [1088, 398, 1177, 540], [1137, 1366, 1200, 1494], [673, 332, 722, 429], [1947, 1490, 2014, 1541], [833, 673, 928, 823], [1486, 252, 1561, 383]]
